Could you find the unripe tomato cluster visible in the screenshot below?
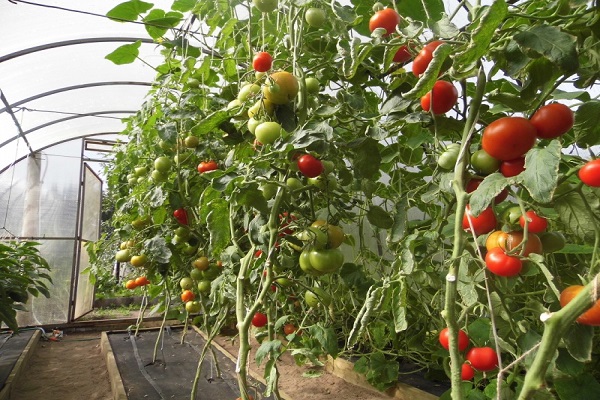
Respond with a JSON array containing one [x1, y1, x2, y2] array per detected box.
[[438, 327, 499, 380], [125, 276, 150, 290]]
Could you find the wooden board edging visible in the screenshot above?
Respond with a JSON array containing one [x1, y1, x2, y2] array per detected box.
[[0, 330, 41, 400], [325, 356, 439, 400], [101, 331, 128, 400]]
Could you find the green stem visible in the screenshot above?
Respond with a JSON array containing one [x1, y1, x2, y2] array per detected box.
[[153, 280, 171, 363]]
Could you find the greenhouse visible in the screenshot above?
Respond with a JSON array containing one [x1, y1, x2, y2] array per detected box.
[[1, 0, 600, 399]]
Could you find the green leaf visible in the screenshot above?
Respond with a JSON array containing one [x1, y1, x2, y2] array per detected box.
[[556, 348, 585, 377], [429, 15, 460, 39], [255, 339, 281, 366], [468, 318, 491, 346], [144, 9, 183, 39], [391, 279, 408, 333], [105, 41, 141, 65], [555, 373, 600, 399], [573, 100, 600, 147], [206, 198, 231, 257], [233, 183, 268, 214], [338, 38, 373, 79], [521, 140, 562, 204], [191, 110, 231, 136], [563, 323, 593, 362], [454, 1, 508, 73], [513, 24, 579, 72], [555, 192, 597, 242], [367, 205, 393, 229], [469, 173, 509, 215], [171, 0, 196, 12], [144, 235, 172, 263], [0, 301, 18, 331], [308, 323, 338, 357], [363, 351, 399, 391], [397, 0, 444, 23], [387, 197, 408, 243], [106, 0, 154, 22]]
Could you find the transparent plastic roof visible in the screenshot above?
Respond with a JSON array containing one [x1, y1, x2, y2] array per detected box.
[[0, 0, 174, 172]]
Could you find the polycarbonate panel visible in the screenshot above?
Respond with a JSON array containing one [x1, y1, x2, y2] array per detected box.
[[0, 160, 27, 237], [81, 165, 102, 242], [16, 239, 75, 327], [73, 241, 94, 320]]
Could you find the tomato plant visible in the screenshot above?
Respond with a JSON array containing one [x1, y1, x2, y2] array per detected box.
[[252, 52, 273, 72], [482, 117, 537, 161], [438, 328, 469, 352], [420, 80, 458, 115], [579, 159, 600, 187], [466, 347, 498, 372], [530, 103, 574, 139], [485, 247, 523, 277], [519, 211, 548, 233], [369, 8, 400, 36]]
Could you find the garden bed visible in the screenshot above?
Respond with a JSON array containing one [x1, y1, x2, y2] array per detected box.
[[0, 330, 39, 400]]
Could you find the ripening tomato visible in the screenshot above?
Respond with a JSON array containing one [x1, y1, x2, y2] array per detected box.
[[135, 276, 150, 286], [252, 52, 273, 72], [462, 205, 497, 236], [173, 208, 189, 225], [500, 157, 525, 177], [297, 154, 324, 178], [283, 323, 299, 335], [485, 247, 522, 277], [412, 41, 444, 76], [485, 230, 542, 257], [519, 210, 548, 233], [181, 289, 195, 302], [461, 363, 475, 380], [421, 81, 458, 115], [393, 45, 411, 63], [530, 103, 574, 139], [482, 117, 537, 161], [560, 285, 600, 326], [125, 279, 138, 290], [578, 159, 600, 187], [197, 161, 218, 173], [252, 312, 268, 328], [369, 8, 401, 36], [466, 347, 498, 371], [438, 328, 469, 351], [466, 178, 508, 204]]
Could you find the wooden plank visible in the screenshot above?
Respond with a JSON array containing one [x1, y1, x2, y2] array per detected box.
[[0, 330, 41, 400], [325, 356, 439, 400], [101, 331, 128, 400]]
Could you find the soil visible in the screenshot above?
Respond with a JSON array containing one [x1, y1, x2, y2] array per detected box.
[[8, 325, 414, 400]]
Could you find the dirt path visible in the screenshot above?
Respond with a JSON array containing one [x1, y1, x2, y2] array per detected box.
[[11, 331, 112, 400]]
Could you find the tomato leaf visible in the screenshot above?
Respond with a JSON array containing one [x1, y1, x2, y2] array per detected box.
[[338, 38, 373, 79], [555, 192, 597, 242], [143, 236, 172, 264], [469, 173, 509, 215], [191, 110, 231, 136], [397, 0, 444, 23], [347, 137, 381, 179], [144, 9, 183, 39], [556, 348, 585, 377], [528, 253, 560, 300], [106, 0, 154, 22], [522, 140, 562, 204], [467, 318, 491, 347], [309, 323, 338, 357], [206, 198, 231, 257], [367, 205, 394, 229], [255, 339, 282, 366], [429, 15, 460, 39], [387, 197, 408, 243], [454, 1, 508, 74], [391, 279, 408, 333], [105, 41, 141, 65], [513, 25, 579, 73], [555, 372, 600, 399], [572, 100, 600, 147], [233, 183, 268, 215], [564, 323, 593, 362]]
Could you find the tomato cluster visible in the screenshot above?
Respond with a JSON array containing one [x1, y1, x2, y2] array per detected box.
[[438, 327, 499, 380], [125, 276, 150, 290]]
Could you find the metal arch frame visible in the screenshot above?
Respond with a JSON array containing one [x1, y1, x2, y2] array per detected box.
[[0, 37, 156, 63], [0, 131, 123, 175], [0, 81, 153, 114]]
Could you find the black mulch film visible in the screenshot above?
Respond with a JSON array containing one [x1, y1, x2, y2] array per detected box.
[[0, 330, 35, 391], [108, 327, 274, 400]]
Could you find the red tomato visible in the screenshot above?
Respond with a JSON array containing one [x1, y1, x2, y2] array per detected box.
[[420, 81, 458, 115], [393, 45, 411, 63], [578, 159, 600, 187], [485, 247, 522, 277], [466, 347, 498, 371], [462, 205, 497, 236], [252, 51, 273, 72], [482, 117, 537, 161], [438, 328, 469, 351], [466, 178, 508, 204], [500, 157, 526, 177], [461, 363, 475, 380], [181, 289, 195, 302], [135, 276, 150, 286], [283, 323, 298, 335], [369, 8, 401, 36], [530, 103, 574, 139], [560, 285, 600, 326], [252, 312, 268, 328], [173, 208, 189, 225], [519, 210, 548, 233], [297, 154, 324, 178], [412, 41, 443, 76], [197, 161, 219, 173]]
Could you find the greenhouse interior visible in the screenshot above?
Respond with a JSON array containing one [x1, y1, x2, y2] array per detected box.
[[1, 0, 600, 399]]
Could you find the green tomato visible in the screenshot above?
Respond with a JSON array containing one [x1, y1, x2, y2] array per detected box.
[[237, 83, 261, 101], [299, 248, 326, 276], [255, 121, 282, 145], [187, 78, 200, 89], [184, 135, 199, 148], [308, 248, 344, 273], [304, 287, 331, 307], [437, 144, 460, 170], [305, 77, 320, 94], [190, 268, 203, 281], [197, 279, 211, 293], [154, 156, 172, 173], [305, 8, 326, 28], [297, 227, 328, 249], [185, 300, 202, 313], [286, 177, 303, 191], [115, 249, 132, 263], [134, 166, 148, 177], [253, 0, 278, 12], [275, 277, 293, 287], [471, 149, 500, 175], [502, 205, 522, 226], [247, 117, 261, 134], [262, 182, 278, 199], [180, 277, 194, 290], [540, 231, 566, 253], [307, 174, 338, 191], [151, 169, 168, 182], [182, 243, 198, 255]]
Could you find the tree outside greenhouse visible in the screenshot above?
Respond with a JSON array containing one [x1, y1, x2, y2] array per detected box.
[[80, 0, 600, 399]]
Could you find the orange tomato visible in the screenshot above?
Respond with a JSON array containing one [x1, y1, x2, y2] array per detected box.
[[485, 230, 542, 256], [181, 289, 195, 302], [560, 285, 600, 326], [125, 279, 138, 290], [135, 276, 150, 286]]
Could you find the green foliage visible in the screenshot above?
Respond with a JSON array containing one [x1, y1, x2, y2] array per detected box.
[[0, 241, 51, 331]]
